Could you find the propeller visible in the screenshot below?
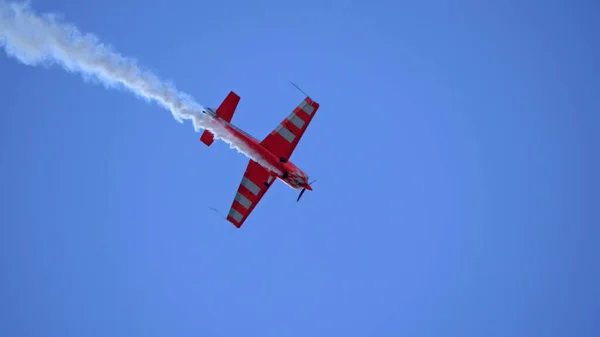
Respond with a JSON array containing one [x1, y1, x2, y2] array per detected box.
[[296, 179, 317, 202]]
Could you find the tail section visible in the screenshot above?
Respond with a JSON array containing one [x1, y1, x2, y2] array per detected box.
[[200, 91, 241, 147], [215, 91, 240, 122]]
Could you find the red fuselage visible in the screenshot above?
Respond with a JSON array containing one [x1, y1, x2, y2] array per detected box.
[[217, 118, 312, 191]]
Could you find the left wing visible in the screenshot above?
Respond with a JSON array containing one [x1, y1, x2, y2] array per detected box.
[[260, 97, 319, 162], [227, 159, 276, 228]]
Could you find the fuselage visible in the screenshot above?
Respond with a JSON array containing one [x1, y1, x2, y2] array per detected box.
[[205, 110, 312, 191]]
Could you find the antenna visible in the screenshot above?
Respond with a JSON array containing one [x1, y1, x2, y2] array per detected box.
[[289, 81, 311, 98], [208, 207, 228, 220]]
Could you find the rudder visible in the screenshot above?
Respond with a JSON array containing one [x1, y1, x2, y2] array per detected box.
[[200, 130, 214, 146]]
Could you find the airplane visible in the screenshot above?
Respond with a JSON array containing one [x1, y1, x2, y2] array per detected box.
[[200, 88, 319, 228]]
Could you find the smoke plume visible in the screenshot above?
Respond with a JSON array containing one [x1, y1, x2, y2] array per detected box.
[[0, 1, 281, 173]]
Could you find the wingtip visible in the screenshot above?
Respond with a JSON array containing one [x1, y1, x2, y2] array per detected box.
[[225, 215, 243, 228]]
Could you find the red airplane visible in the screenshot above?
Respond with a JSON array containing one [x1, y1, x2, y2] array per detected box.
[[200, 89, 319, 228]]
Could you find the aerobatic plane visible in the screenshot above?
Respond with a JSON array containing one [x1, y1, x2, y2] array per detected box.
[[200, 88, 319, 228]]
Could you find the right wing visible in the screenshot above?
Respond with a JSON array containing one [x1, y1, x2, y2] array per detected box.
[[226, 159, 277, 228], [260, 97, 319, 162]]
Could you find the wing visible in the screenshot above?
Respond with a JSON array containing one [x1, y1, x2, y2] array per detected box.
[[260, 97, 319, 162], [227, 159, 277, 228]]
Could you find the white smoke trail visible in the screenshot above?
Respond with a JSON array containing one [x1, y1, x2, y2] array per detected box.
[[0, 1, 281, 173]]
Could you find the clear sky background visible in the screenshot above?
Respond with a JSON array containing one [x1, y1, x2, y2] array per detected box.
[[1, 0, 599, 336]]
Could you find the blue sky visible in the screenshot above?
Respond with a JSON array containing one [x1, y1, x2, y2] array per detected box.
[[1, 0, 599, 336]]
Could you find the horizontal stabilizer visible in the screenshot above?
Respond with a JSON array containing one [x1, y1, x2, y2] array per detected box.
[[200, 130, 215, 146], [216, 91, 240, 123]]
